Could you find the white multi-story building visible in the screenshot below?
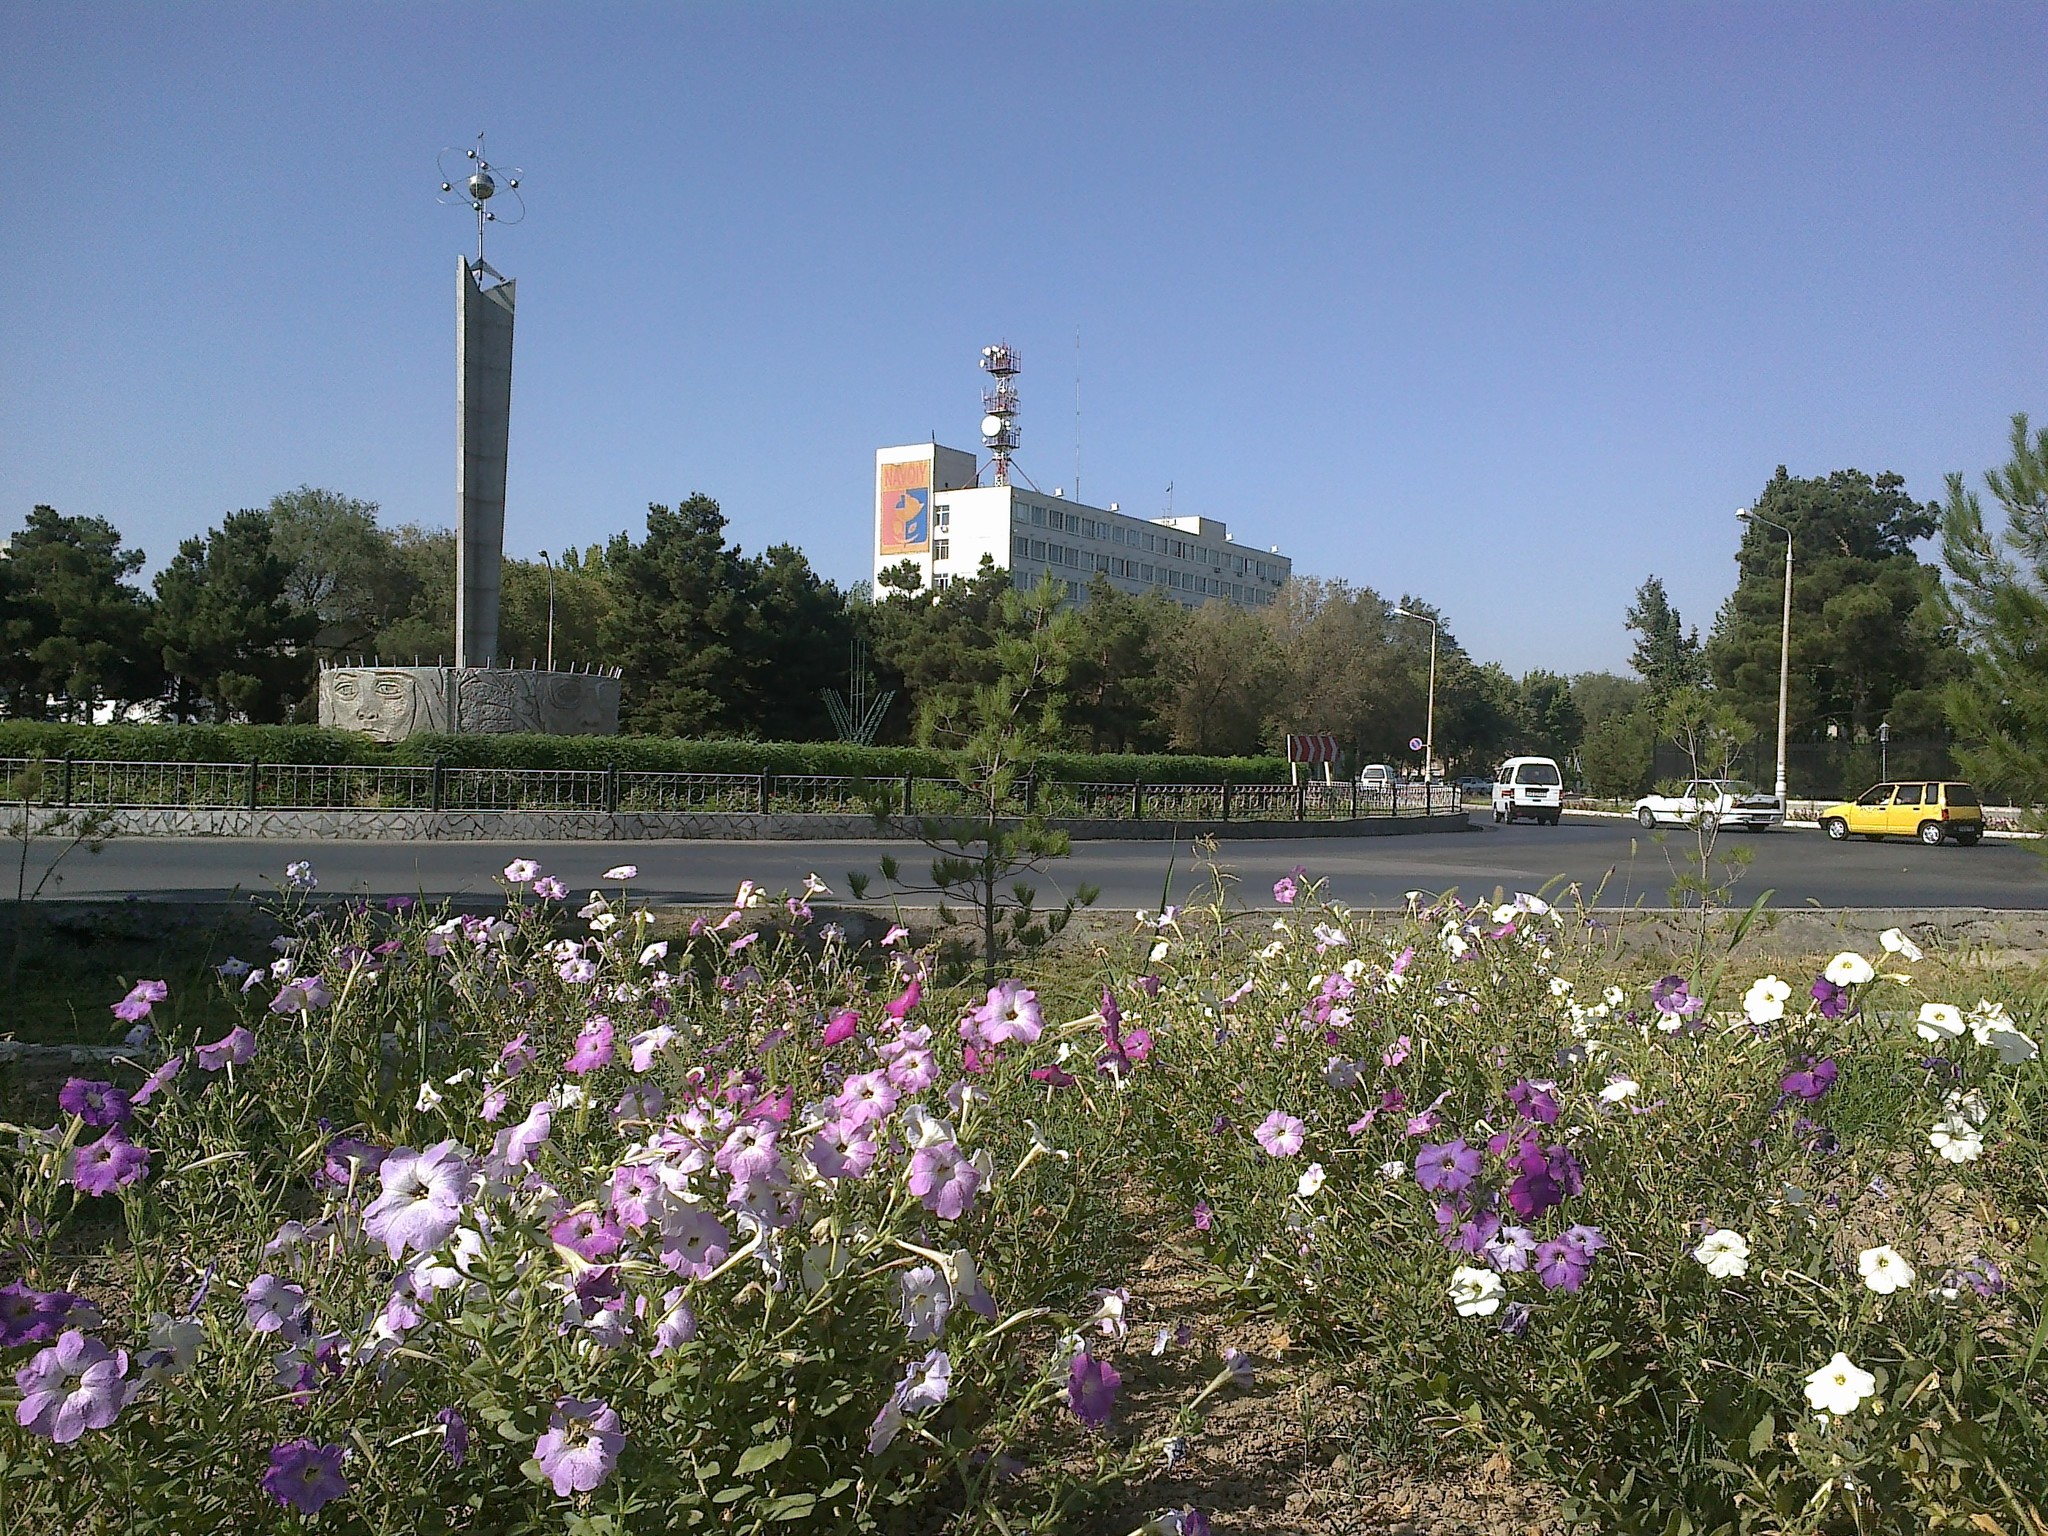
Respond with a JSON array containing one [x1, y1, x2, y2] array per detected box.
[[872, 441, 1292, 608]]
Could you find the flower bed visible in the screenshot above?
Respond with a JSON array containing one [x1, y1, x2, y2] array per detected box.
[[4, 857, 2045, 1534]]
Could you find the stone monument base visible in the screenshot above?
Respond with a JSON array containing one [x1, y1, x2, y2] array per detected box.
[[318, 663, 621, 742]]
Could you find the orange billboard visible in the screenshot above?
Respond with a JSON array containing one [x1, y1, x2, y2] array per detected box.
[[877, 456, 932, 557]]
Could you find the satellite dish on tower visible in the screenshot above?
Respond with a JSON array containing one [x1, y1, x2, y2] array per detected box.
[[980, 413, 1004, 438]]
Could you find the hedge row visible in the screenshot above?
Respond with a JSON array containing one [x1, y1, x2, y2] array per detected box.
[[0, 722, 1290, 785]]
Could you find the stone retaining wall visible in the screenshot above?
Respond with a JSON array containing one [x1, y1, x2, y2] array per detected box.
[[20, 806, 1468, 842]]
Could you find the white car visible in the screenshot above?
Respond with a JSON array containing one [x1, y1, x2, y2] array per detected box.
[[1492, 756, 1563, 825], [1632, 779, 1784, 831]]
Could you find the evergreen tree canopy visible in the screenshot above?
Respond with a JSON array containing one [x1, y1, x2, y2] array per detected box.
[[1939, 412, 2048, 803], [0, 505, 157, 719], [603, 496, 759, 736], [150, 509, 315, 723], [1623, 576, 1706, 705], [1706, 468, 1961, 744]]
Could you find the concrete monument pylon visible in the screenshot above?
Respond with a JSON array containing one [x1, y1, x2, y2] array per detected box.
[[457, 255, 515, 668], [319, 135, 621, 743]]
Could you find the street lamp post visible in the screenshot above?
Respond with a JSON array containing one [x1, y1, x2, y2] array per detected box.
[[1736, 508, 1793, 806], [538, 550, 557, 672], [1391, 605, 1439, 794]]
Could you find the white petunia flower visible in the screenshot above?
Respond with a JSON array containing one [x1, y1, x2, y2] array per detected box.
[[1378, 1160, 1407, 1183], [1598, 1075, 1640, 1104], [1743, 975, 1792, 1026], [1603, 986, 1626, 1008], [1928, 1116, 1984, 1163], [1693, 1229, 1750, 1279], [1549, 977, 1572, 997], [1804, 1352, 1876, 1415], [1857, 1245, 1915, 1295], [1448, 1265, 1505, 1318], [602, 864, 639, 881], [1879, 928, 1924, 963], [414, 1082, 443, 1112], [1916, 1003, 1966, 1043], [1295, 1163, 1326, 1199], [1985, 1025, 2039, 1065], [1824, 952, 1875, 987]]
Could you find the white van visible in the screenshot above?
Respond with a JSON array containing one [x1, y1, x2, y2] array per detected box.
[[1493, 757, 1563, 825]]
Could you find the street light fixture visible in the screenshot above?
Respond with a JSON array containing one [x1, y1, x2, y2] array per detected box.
[[1736, 507, 1793, 806], [538, 549, 557, 673], [1391, 605, 1438, 792]]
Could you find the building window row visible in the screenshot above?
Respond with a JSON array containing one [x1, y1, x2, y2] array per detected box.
[[1007, 501, 1285, 584]]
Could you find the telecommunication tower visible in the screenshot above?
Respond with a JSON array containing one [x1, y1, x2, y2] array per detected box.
[[978, 343, 1021, 486]]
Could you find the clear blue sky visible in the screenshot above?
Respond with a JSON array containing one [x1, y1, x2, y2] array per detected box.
[[3, 3, 2042, 674]]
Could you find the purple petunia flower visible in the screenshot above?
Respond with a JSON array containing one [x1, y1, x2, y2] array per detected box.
[[1810, 976, 1851, 1019], [269, 975, 331, 1014], [489, 1099, 553, 1174], [807, 1119, 879, 1181], [1272, 875, 1298, 905], [262, 1438, 348, 1513], [70, 1130, 149, 1196], [908, 1141, 983, 1221], [1506, 1079, 1560, 1125], [565, 1016, 615, 1074], [196, 1026, 257, 1072], [58, 1079, 131, 1129], [964, 981, 1044, 1049], [559, 957, 599, 986], [14, 1331, 129, 1443], [533, 1395, 625, 1497], [130, 1055, 183, 1107], [1253, 1112, 1306, 1158], [0, 1283, 88, 1349], [822, 1008, 860, 1048], [1067, 1350, 1121, 1427], [436, 1406, 469, 1468], [1414, 1139, 1483, 1194], [111, 979, 167, 1024], [318, 1134, 386, 1190], [242, 1274, 310, 1342], [1649, 975, 1703, 1019], [651, 1288, 697, 1355], [1781, 1057, 1838, 1102], [1192, 1201, 1213, 1232], [533, 876, 568, 901], [550, 1210, 623, 1262], [361, 1140, 472, 1261], [658, 1208, 732, 1279]]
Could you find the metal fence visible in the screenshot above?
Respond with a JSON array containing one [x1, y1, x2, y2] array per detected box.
[[1, 758, 1463, 823]]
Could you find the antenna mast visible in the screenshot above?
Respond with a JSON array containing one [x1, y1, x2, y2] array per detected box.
[[979, 343, 1020, 487]]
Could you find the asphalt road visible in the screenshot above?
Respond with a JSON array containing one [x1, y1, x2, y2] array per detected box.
[[20, 814, 2046, 909]]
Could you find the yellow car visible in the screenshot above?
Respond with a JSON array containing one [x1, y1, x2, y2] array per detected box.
[[1818, 781, 1984, 847]]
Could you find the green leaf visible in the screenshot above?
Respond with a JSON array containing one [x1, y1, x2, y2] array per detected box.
[[734, 1437, 792, 1477], [1747, 1413, 1775, 1458]]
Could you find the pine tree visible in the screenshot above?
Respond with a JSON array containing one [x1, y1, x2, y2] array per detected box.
[[1939, 413, 2048, 804], [1624, 576, 1706, 706], [150, 510, 315, 722], [0, 506, 157, 718]]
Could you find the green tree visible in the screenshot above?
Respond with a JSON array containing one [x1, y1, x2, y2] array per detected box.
[[1511, 669, 1585, 762], [1161, 598, 1283, 756], [150, 509, 316, 722], [497, 544, 616, 671], [1938, 412, 2048, 805], [1706, 468, 1962, 746], [367, 525, 458, 663], [1056, 576, 1183, 753], [264, 487, 419, 660], [1624, 576, 1706, 707], [602, 496, 758, 736], [739, 543, 854, 741], [867, 557, 1014, 741], [0, 506, 157, 719]]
